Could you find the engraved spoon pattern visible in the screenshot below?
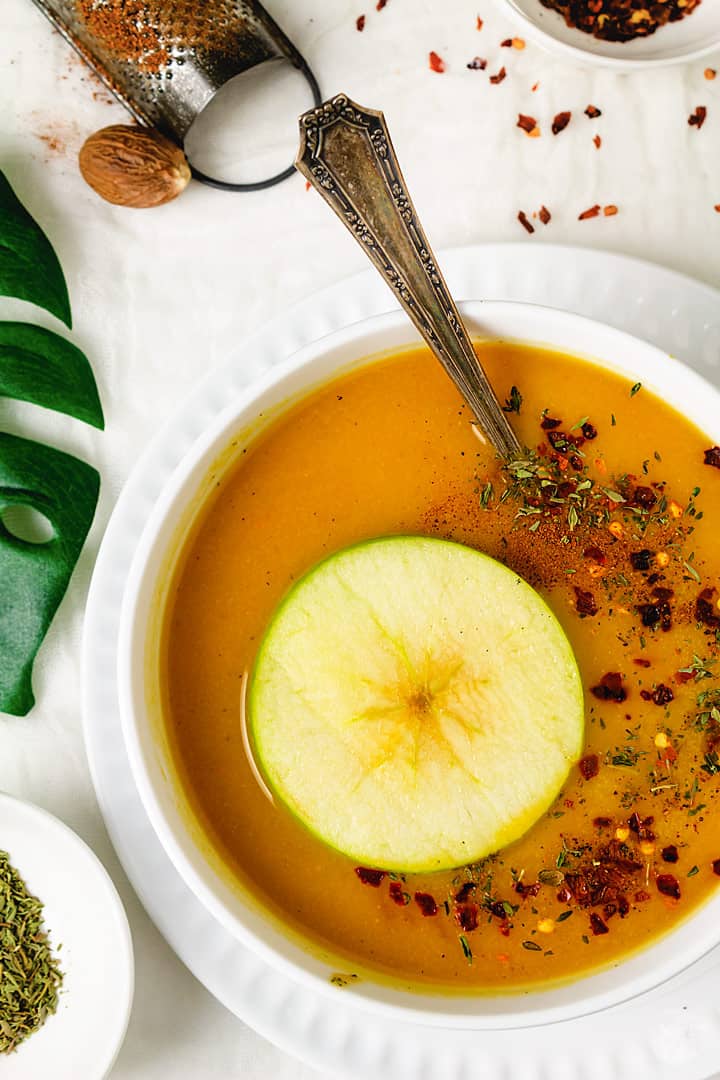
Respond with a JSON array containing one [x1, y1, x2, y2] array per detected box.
[[296, 95, 521, 459]]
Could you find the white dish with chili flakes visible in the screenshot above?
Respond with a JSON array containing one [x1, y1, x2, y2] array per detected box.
[[500, 0, 720, 68], [115, 293, 720, 1030]]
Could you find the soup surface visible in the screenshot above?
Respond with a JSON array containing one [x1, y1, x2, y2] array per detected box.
[[161, 343, 720, 991]]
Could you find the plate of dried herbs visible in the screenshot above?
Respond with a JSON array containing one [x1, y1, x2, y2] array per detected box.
[[499, 0, 720, 68], [0, 792, 133, 1080]]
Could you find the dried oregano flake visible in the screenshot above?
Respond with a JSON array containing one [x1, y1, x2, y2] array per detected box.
[[0, 850, 63, 1053]]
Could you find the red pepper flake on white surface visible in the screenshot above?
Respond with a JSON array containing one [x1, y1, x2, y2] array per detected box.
[[604, 204, 618, 217], [517, 113, 539, 135], [539, 205, 551, 225], [585, 105, 602, 118], [552, 110, 571, 135], [518, 210, 535, 234], [579, 204, 601, 220], [715, 204, 720, 213], [489, 66, 506, 84], [429, 51, 446, 73], [376, 0, 387, 9], [705, 68, 717, 81], [501, 37, 513, 46], [355, 14, 365, 30], [476, 15, 484, 30], [593, 134, 602, 149], [467, 56, 487, 70], [689, 106, 707, 129], [531, 81, 540, 92]]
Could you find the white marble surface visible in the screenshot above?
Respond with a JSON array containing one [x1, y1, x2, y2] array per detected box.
[[2, 0, 720, 1077]]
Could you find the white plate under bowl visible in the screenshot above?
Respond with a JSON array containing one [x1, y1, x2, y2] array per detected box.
[[498, 0, 720, 69], [83, 245, 720, 1079], [0, 792, 134, 1080]]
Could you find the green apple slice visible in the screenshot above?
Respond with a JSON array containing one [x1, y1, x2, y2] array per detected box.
[[249, 536, 584, 872]]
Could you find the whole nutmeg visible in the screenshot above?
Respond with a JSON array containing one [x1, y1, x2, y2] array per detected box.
[[78, 124, 191, 208]]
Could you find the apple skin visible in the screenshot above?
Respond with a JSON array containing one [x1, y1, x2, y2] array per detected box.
[[249, 536, 585, 873]]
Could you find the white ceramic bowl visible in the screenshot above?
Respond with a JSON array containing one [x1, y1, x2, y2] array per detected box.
[[118, 301, 720, 1028], [497, 0, 720, 69]]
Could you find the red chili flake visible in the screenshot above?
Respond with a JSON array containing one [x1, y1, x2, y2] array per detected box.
[[455, 903, 479, 932], [715, 205, 720, 213], [541, 415, 562, 429], [675, 669, 694, 684], [514, 879, 541, 898], [355, 867, 385, 887], [552, 110, 571, 135], [662, 845, 679, 864], [467, 56, 487, 70], [604, 204, 618, 217], [488, 900, 509, 920], [376, 0, 387, 8], [590, 913, 609, 935], [603, 902, 617, 919], [706, 69, 717, 80], [579, 753, 600, 780], [489, 66, 506, 84], [651, 683, 674, 706], [703, 446, 720, 468], [590, 672, 627, 702], [593, 135, 602, 149], [518, 210, 535, 234], [656, 874, 681, 900], [629, 549, 653, 571], [579, 204, 601, 220], [429, 51, 445, 73], [584, 545, 605, 565], [633, 658, 651, 668], [585, 105, 602, 118], [581, 421, 597, 439], [517, 113, 538, 133], [531, 81, 539, 92], [356, 14, 366, 30], [689, 106, 707, 129], [696, 588, 720, 630], [414, 891, 438, 916], [631, 485, 657, 510], [388, 881, 409, 906], [635, 889, 651, 902], [476, 15, 483, 30], [305, 180, 311, 191], [574, 587, 598, 618], [713, 859, 720, 876], [501, 37, 513, 46], [557, 886, 572, 903], [593, 816, 612, 829], [455, 882, 475, 902], [618, 895, 630, 917], [539, 205, 551, 225]]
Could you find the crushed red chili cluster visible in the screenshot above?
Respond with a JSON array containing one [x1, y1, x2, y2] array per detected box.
[[538, 0, 702, 42]]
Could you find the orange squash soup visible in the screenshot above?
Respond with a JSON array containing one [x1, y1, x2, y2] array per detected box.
[[160, 343, 720, 992]]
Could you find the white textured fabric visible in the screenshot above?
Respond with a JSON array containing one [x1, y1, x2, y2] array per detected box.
[[2, 0, 720, 1076]]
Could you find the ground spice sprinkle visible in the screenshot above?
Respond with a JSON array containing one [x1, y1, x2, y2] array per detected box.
[[0, 851, 64, 1054]]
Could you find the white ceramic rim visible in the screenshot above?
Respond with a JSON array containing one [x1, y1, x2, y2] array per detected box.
[[496, 0, 720, 70], [116, 299, 720, 1030], [0, 791, 135, 1080]]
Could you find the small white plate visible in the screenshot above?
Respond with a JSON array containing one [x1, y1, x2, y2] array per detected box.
[[498, 0, 720, 69], [0, 792, 134, 1080]]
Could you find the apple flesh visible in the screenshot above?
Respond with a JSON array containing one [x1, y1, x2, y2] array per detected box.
[[249, 536, 584, 872]]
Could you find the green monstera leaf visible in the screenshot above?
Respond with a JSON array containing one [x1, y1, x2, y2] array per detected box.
[[0, 435, 100, 715], [0, 323, 104, 429], [0, 171, 71, 327], [0, 169, 102, 716]]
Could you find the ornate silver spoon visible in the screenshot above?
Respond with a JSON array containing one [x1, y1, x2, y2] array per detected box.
[[296, 95, 521, 459]]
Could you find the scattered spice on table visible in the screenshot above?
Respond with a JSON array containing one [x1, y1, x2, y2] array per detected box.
[[585, 105, 602, 119], [689, 106, 707, 129], [429, 50, 445, 73], [467, 57, 487, 70], [376, 0, 387, 9], [538, 0, 702, 43], [552, 111, 572, 135], [518, 210, 535, 234], [593, 135, 602, 150], [476, 15, 484, 30], [539, 205, 551, 225], [579, 204, 601, 220], [0, 851, 64, 1054], [517, 113, 539, 136], [356, 14, 365, 31], [489, 66, 506, 84], [705, 69, 717, 81], [604, 204, 618, 216]]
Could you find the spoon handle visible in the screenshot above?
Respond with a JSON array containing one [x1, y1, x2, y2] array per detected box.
[[296, 95, 520, 459]]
